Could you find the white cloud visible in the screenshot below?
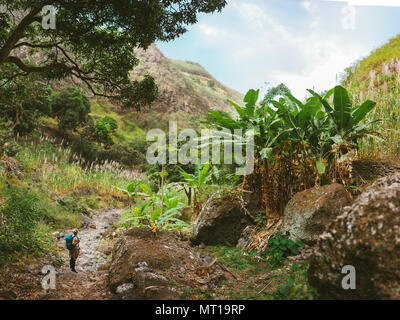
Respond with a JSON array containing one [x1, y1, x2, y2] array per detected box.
[[324, 0, 400, 7], [197, 24, 228, 38], [301, 1, 312, 11], [222, 1, 369, 97]]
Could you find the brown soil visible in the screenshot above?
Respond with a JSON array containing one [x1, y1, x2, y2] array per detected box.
[[352, 159, 400, 187]]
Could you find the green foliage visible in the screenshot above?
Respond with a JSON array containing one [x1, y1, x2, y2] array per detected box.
[[0, 188, 44, 253], [207, 80, 215, 88], [263, 232, 305, 269], [0, 71, 51, 135], [0, 119, 15, 155], [70, 137, 100, 164], [254, 211, 268, 228], [262, 83, 291, 105], [120, 182, 190, 231], [271, 263, 318, 300], [0, 0, 226, 109], [102, 116, 118, 131], [207, 86, 378, 181], [50, 87, 91, 131], [177, 162, 213, 193], [204, 246, 263, 275], [93, 116, 118, 148], [56, 196, 91, 216], [117, 181, 140, 213]]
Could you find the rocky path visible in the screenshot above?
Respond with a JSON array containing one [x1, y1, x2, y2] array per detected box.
[[46, 209, 122, 300]]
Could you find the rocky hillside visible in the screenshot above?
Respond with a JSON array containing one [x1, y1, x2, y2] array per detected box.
[[132, 45, 242, 115]]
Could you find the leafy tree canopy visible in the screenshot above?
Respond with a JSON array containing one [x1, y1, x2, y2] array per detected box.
[[0, 69, 51, 135], [262, 83, 292, 105], [0, 0, 227, 109], [50, 86, 90, 131]]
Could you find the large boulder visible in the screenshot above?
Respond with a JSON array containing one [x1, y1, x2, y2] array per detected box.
[[308, 173, 400, 300], [191, 192, 256, 246], [281, 184, 352, 244], [108, 228, 200, 293]]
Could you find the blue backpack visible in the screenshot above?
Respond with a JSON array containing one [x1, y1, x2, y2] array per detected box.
[[65, 235, 75, 250]]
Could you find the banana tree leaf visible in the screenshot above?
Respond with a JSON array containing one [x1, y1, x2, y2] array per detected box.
[[285, 92, 304, 109], [140, 184, 153, 196], [307, 89, 333, 114], [333, 86, 351, 130], [227, 99, 247, 119], [244, 89, 259, 106], [208, 110, 240, 129], [151, 208, 162, 222], [350, 100, 376, 127], [126, 182, 138, 194]]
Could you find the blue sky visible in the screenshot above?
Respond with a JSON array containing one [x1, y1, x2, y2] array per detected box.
[[156, 0, 400, 100]]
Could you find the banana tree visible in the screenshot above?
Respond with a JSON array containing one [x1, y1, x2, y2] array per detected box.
[[307, 86, 379, 176], [126, 183, 189, 233], [116, 181, 140, 214], [177, 162, 214, 216], [204, 85, 380, 228]]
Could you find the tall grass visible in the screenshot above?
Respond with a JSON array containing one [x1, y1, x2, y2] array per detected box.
[[15, 137, 144, 195], [344, 60, 400, 159]]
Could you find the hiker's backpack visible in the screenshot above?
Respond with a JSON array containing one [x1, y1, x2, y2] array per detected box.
[[65, 235, 75, 250]]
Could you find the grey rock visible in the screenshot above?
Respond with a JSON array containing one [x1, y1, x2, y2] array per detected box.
[[281, 184, 352, 244], [309, 173, 400, 299], [191, 193, 255, 246], [116, 283, 135, 295]]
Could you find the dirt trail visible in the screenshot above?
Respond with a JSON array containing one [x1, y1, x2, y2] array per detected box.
[[47, 209, 121, 300]]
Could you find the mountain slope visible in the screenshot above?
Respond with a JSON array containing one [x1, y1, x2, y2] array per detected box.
[[343, 34, 400, 159], [133, 45, 242, 115], [344, 34, 400, 87]]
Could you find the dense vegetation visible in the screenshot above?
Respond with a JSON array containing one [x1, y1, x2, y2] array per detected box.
[[1, 1, 399, 301], [0, 0, 227, 108], [206, 85, 378, 230]]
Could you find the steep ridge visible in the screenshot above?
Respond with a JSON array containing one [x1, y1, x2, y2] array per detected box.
[[132, 45, 242, 115]]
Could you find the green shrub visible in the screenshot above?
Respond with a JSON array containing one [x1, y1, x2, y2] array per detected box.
[[102, 116, 118, 131], [263, 232, 305, 268], [50, 86, 91, 131], [91, 116, 119, 148], [254, 211, 268, 229], [208, 80, 215, 89], [71, 137, 100, 164], [94, 118, 113, 146], [120, 182, 190, 232], [0, 71, 51, 135], [4, 140, 21, 157], [0, 188, 44, 253], [271, 263, 319, 300], [56, 196, 90, 216], [0, 119, 14, 155]]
